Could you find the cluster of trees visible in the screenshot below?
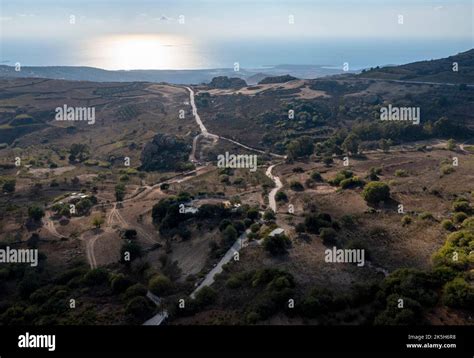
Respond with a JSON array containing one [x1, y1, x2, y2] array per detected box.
[[362, 182, 391, 205], [140, 133, 192, 172], [303, 212, 332, 234], [283, 114, 471, 160], [69, 143, 89, 163], [208, 76, 247, 89], [52, 196, 98, 217], [263, 234, 291, 256], [1, 177, 16, 193], [0, 252, 155, 325], [328, 170, 364, 189], [28, 206, 45, 222], [221, 268, 295, 324]]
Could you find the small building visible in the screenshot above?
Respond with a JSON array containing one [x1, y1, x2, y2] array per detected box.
[[268, 228, 285, 237]]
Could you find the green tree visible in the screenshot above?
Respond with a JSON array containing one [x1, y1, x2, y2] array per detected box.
[[286, 136, 314, 159], [263, 234, 291, 256], [320, 228, 337, 245], [342, 134, 360, 154], [222, 225, 238, 245], [263, 210, 276, 221], [110, 274, 133, 293], [69, 143, 89, 162], [2, 178, 16, 193], [362, 182, 390, 205], [28, 206, 45, 221], [148, 274, 172, 296], [442, 277, 474, 309], [115, 183, 126, 202], [275, 191, 288, 202], [125, 296, 153, 319], [92, 215, 104, 229], [379, 138, 391, 153], [446, 139, 456, 151], [194, 286, 217, 307]]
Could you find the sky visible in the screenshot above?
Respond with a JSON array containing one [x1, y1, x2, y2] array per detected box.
[[0, 0, 473, 69]]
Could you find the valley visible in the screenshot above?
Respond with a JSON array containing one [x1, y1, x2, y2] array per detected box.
[[0, 50, 473, 327]]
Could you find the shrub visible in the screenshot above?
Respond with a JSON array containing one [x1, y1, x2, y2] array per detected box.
[[246, 311, 260, 324], [123, 229, 138, 240], [329, 170, 353, 186], [320, 228, 337, 245], [461, 217, 474, 229], [124, 283, 148, 299], [362, 182, 390, 205], [394, 169, 408, 177], [340, 176, 364, 189], [120, 241, 143, 263], [92, 215, 104, 228], [301, 288, 336, 318], [442, 278, 474, 309], [28, 206, 45, 221], [374, 294, 422, 325], [2, 178, 16, 193], [453, 212, 468, 224], [452, 200, 471, 214], [115, 183, 126, 201], [441, 165, 455, 175], [226, 276, 242, 289], [194, 286, 217, 307], [110, 274, 133, 293], [420, 212, 434, 220], [401, 215, 412, 226], [178, 226, 191, 240], [304, 214, 331, 234], [148, 274, 172, 296], [289, 181, 304, 191], [310, 171, 323, 182], [263, 210, 276, 221], [323, 157, 333, 166], [275, 191, 288, 202], [219, 219, 232, 232], [263, 234, 291, 256], [250, 223, 261, 233], [83, 268, 109, 286], [295, 223, 306, 233], [19, 274, 41, 299], [222, 225, 238, 245], [246, 208, 260, 221], [446, 139, 456, 150], [125, 296, 153, 318], [441, 219, 455, 231]]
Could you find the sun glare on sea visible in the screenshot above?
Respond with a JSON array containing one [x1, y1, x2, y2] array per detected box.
[[88, 34, 200, 70]]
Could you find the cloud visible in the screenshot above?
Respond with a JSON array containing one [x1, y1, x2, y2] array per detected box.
[[156, 15, 173, 22]]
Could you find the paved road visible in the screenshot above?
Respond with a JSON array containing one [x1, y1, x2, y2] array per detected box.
[[190, 231, 248, 299]]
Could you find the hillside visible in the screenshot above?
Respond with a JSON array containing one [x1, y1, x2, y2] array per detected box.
[[359, 48, 474, 84], [0, 50, 473, 329]]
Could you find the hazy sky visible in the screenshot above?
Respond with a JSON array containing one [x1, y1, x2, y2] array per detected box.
[[1, 1, 472, 69], [1, 0, 473, 40]]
